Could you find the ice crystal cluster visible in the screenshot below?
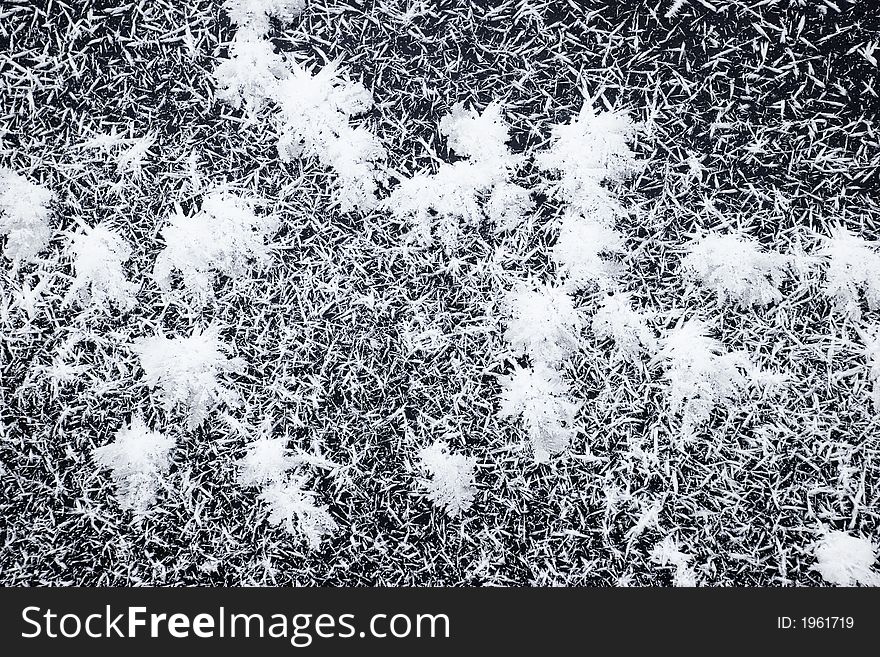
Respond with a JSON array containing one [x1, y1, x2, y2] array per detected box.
[[385, 102, 532, 249], [213, 1, 386, 213], [259, 476, 338, 549], [655, 319, 759, 437], [812, 531, 879, 586], [650, 536, 698, 587], [133, 327, 243, 429], [235, 436, 338, 546], [417, 440, 477, 518], [498, 364, 581, 463], [502, 281, 585, 366], [820, 227, 880, 319], [536, 105, 640, 220], [681, 231, 788, 307], [65, 224, 136, 310], [539, 106, 639, 292], [153, 190, 277, 304], [497, 100, 643, 461], [0, 168, 53, 263], [592, 292, 655, 364], [92, 417, 176, 518]]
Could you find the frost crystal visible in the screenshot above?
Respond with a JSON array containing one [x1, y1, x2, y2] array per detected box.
[[133, 326, 242, 429], [536, 103, 639, 221], [0, 168, 53, 263], [385, 161, 497, 247], [259, 476, 338, 549], [439, 101, 516, 164], [552, 214, 624, 290], [498, 363, 580, 462], [274, 61, 386, 212], [153, 190, 276, 304], [237, 437, 293, 487], [592, 292, 655, 363], [502, 281, 584, 365], [486, 181, 534, 232], [213, 27, 288, 111], [93, 417, 176, 518], [214, 0, 386, 213], [813, 531, 879, 586], [115, 133, 156, 176], [223, 0, 305, 34], [820, 226, 880, 319], [417, 440, 477, 518], [656, 319, 756, 436], [65, 224, 136, 310], [385, 102, 526, 248], [680, 231, 787, 307], [650, 536, 698, 587]]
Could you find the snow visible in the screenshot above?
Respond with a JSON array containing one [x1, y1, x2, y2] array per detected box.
[[592, 292, 655, 364], [237, 437, 293, 487], [502, 281, 584, 366], [536, 103, 639, 222], [259, 475, 337, 549], [821, 226, 880, 319], [385, 102, 521, 249], [656, 319, 759, 438]]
